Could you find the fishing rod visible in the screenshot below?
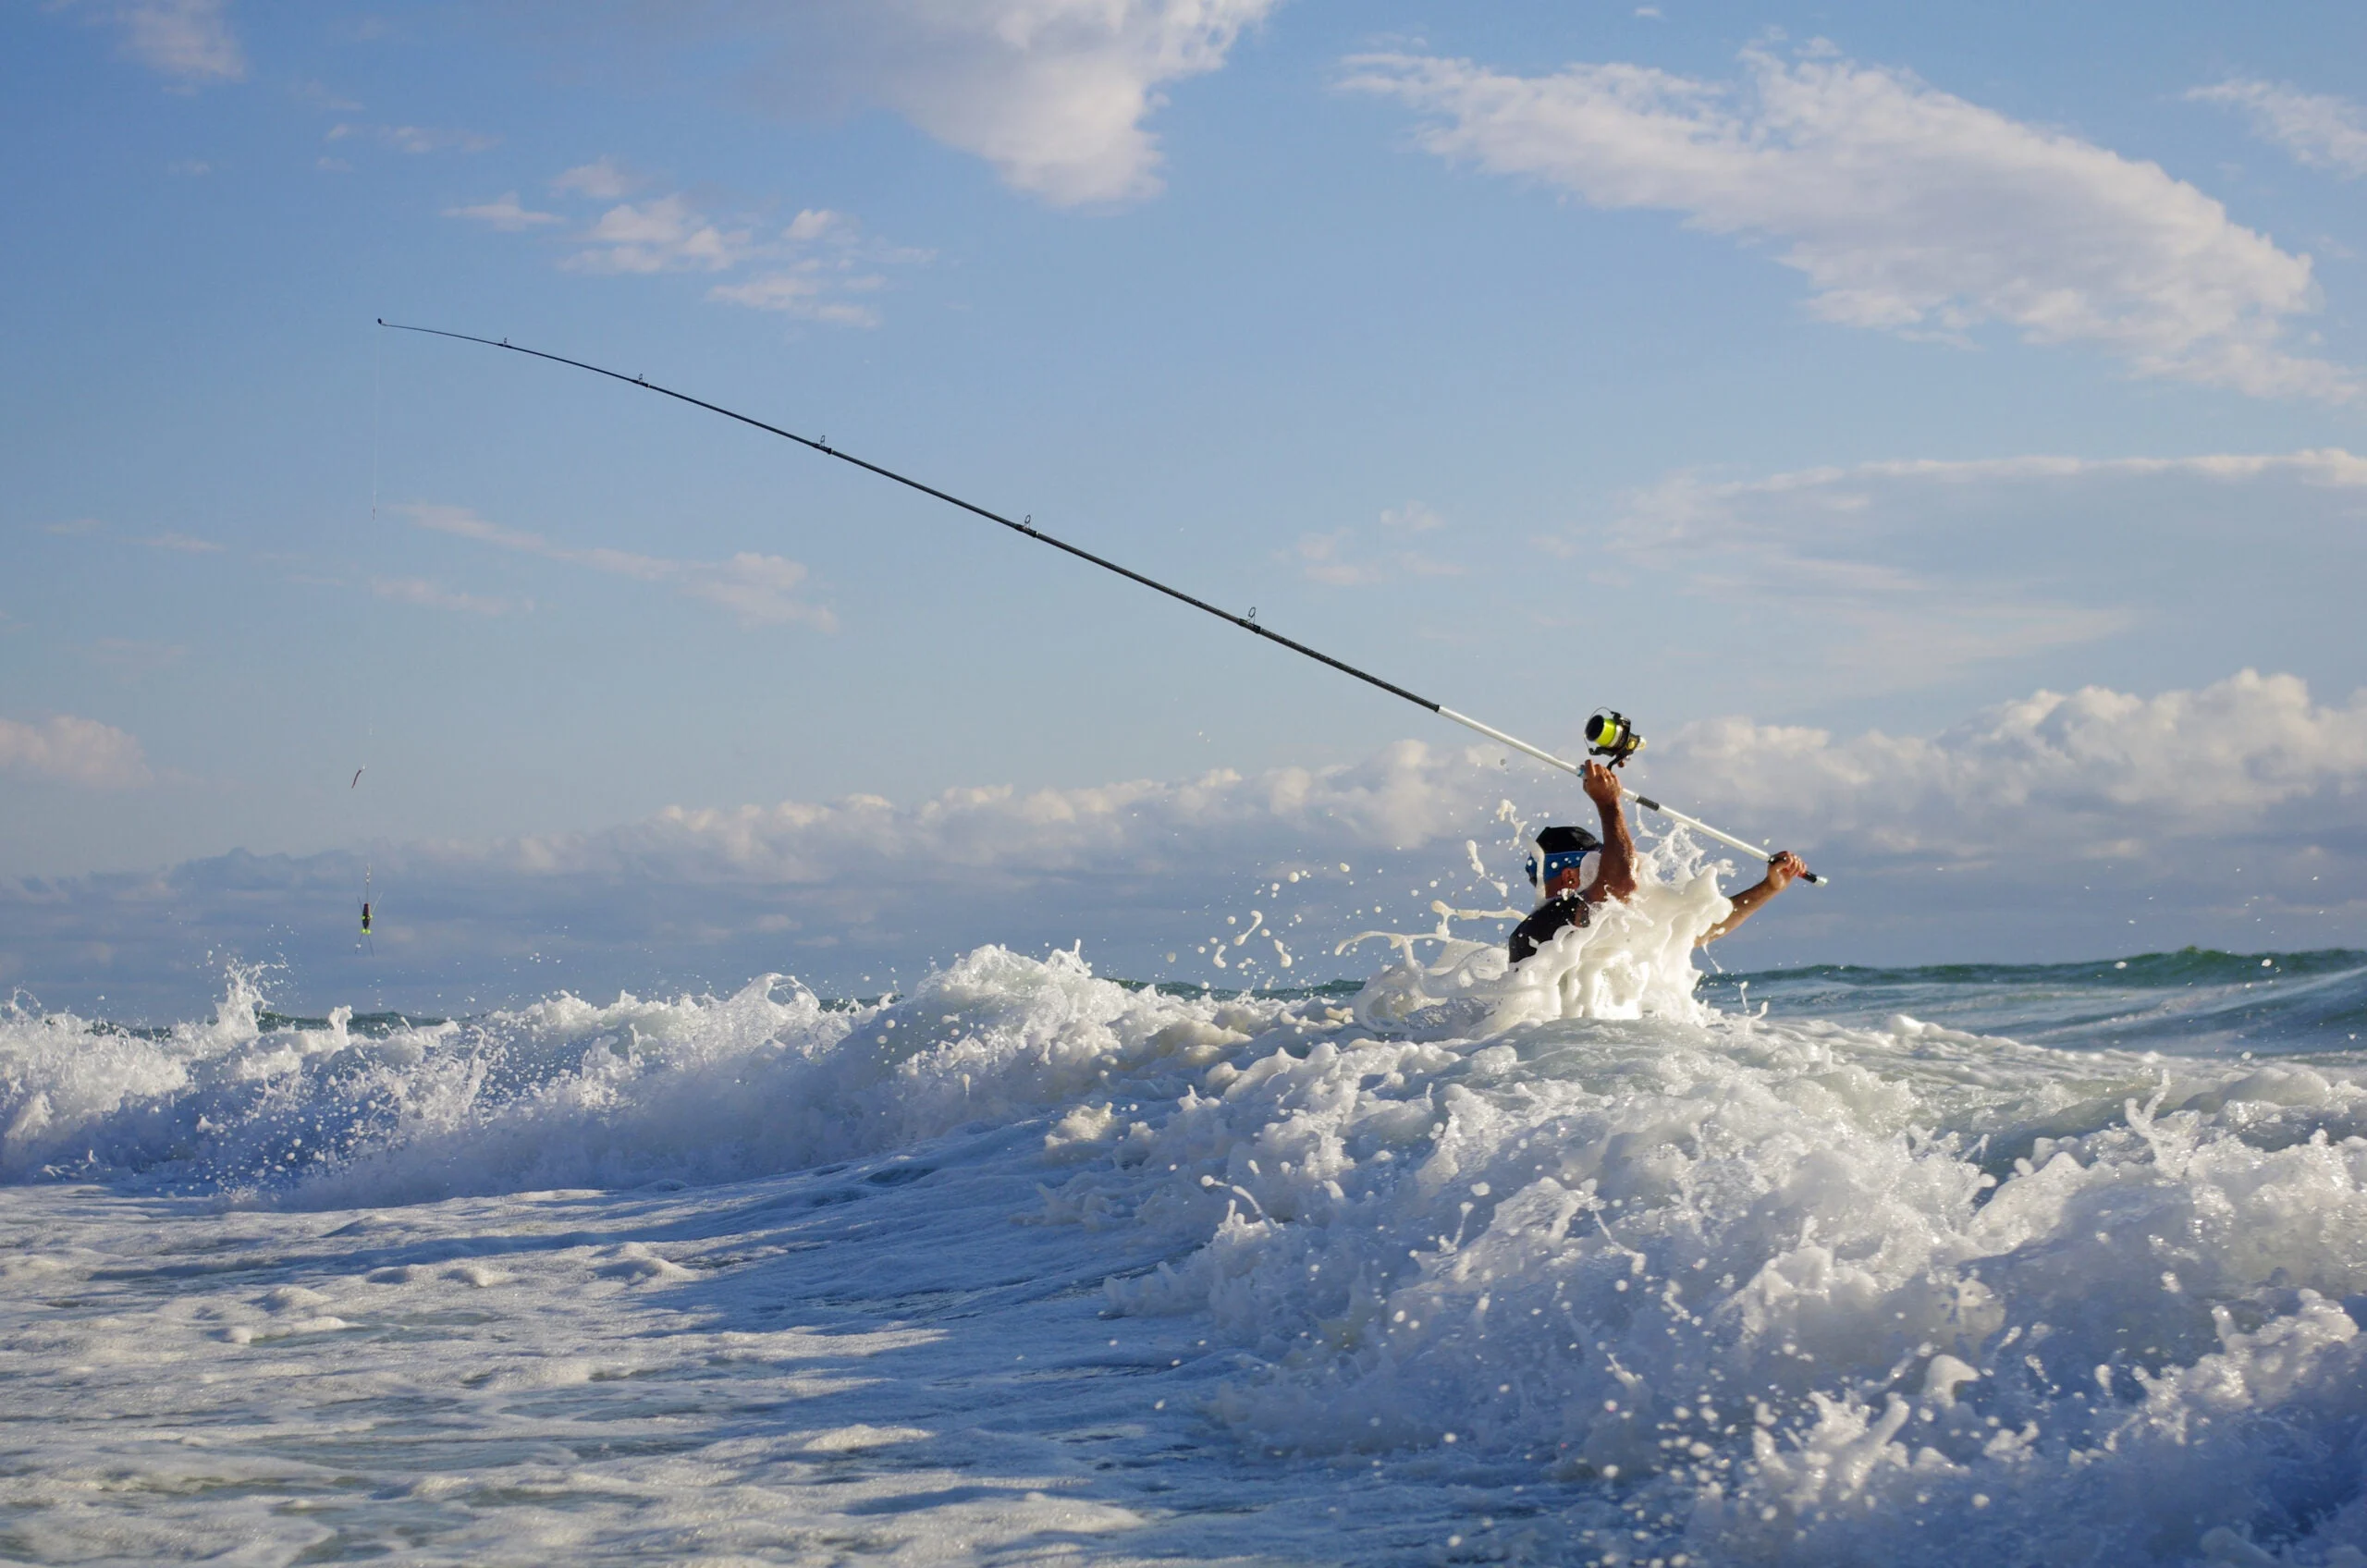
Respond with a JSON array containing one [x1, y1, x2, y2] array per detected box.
[[378, 319, 1821, 885]]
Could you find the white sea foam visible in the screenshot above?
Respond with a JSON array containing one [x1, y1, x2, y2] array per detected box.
[[4, 849, 2366, 1562]]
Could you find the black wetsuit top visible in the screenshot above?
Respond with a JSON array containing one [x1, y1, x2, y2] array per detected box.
[[1508, 892, 1591, 966]]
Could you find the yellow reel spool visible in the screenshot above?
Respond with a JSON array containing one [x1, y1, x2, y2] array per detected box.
[[1585, 710, 1645, 765]]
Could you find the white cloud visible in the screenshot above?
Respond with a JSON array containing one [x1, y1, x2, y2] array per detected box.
[[45, 521, 227, 553], [1289, 503, 1467, 586], [1664, 669, 2367, 862], [1380, 500, 1446, 533], [703, 208, 916, 325], [2191, 79, 2367, 180], [551, 157, 638, 200], [680, 553, 833, 624], [540, 669, 2364, 900], [726, 0, 1279, 206], [293, 80, 362, 113], [387, 125, 497, 154], [503, 737, 1490, 887], [1574, 447, 2367, 693], [372, 576, 527, 617], [1346, 45, 2351, 400], [325, 122, 498, 155], [443, 193, 563, 231], [0, 715, 152, 788], [75, 0, 245, 84], [783, 208, 843, 243], [705, 272, 879, 326], [567, 195, 754, 274], [497, 187, 916, 325], [1290, 528, 1381, 586], [407, 508, 539, 554], [141, 532, 225, 553], [405, 504, 834, 630]]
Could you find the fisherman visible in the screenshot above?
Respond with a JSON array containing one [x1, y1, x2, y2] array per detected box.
[[1508, 761, 1809, 965]]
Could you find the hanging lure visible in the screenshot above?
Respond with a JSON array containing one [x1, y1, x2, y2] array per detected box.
[[352, 767, 374, 948]]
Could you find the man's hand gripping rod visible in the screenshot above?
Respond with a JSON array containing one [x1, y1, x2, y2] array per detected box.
[[1437, 707, 1827, 885]]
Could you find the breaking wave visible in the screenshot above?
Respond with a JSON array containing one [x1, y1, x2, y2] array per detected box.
[[5, 856, 2366, 1562]]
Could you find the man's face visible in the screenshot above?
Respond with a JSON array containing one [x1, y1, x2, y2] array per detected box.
[[1545, 856, 1595, 898]]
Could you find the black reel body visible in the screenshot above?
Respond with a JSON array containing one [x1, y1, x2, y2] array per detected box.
[[1585, 709, 1645, 767]]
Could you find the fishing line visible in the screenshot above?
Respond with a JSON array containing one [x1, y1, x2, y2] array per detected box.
[[378, 319, 1821, 884], [356, 325, 381, 951]]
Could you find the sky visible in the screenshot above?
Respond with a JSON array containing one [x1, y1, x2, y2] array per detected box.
[[3, 0, 2363, 1017]]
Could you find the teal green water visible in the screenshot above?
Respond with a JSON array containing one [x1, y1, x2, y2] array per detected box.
[[1705, 947, 2367, 1055]]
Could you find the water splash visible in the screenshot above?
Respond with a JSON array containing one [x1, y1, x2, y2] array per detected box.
[[6, 891, 2367, 1560]]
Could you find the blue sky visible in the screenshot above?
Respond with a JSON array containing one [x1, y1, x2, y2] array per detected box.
[[4, 1, 2364, 1015]]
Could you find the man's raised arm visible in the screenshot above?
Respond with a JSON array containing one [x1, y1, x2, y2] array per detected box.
[[1581, 761, 1639, 904]]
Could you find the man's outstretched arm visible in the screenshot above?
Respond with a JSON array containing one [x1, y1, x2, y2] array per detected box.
[[1699, 851, 1808, 945]]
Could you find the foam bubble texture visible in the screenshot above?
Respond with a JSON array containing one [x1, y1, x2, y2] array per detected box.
[[6, 897, 2367, 1560]]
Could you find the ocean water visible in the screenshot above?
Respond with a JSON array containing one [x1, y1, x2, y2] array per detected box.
[[5, 853, 2365, 1565]]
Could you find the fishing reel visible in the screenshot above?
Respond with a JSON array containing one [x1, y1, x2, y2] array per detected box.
[[1584, 709, 1645, 767]]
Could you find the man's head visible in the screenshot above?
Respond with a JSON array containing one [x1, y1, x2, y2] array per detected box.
[[1527, 825, 1603, 899]]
